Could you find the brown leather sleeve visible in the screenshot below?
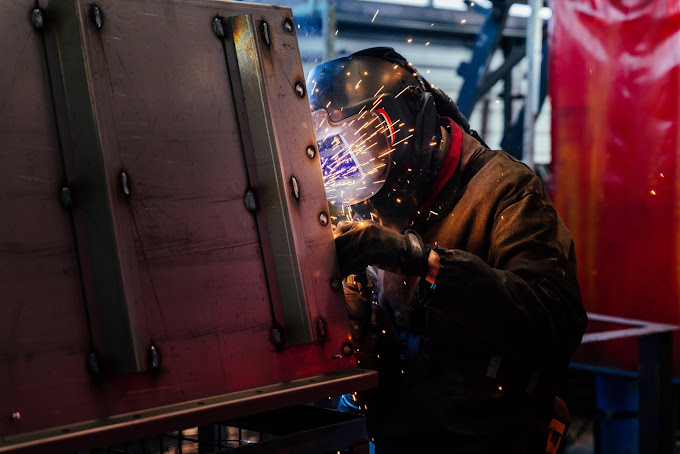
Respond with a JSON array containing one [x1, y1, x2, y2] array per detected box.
[[431, 192, 587, 369]]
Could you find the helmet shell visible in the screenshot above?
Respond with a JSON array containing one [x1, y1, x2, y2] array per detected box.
[[308, 48, 441, 228]]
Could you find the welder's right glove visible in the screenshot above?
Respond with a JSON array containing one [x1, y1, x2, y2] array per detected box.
[[334, 221, 430, 277]]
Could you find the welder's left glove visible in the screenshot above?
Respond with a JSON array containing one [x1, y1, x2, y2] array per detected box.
[[334, 221, 430, 277]]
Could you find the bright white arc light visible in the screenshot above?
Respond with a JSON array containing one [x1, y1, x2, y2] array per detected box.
[[509, 4, 553, 20]]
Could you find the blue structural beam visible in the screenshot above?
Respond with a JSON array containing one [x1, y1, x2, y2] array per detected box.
[[638, 332, 673, 454], [456, 0, 511, 118]]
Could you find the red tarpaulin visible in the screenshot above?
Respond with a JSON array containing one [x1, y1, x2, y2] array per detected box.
[[550, 0, 680, 371]]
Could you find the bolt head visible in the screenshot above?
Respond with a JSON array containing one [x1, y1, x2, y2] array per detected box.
[[316, 318, 327, 338], [319, 212, 329, 226], [342, 343, 354, 357], [60, 187, 72, 209], [306, 146, 316, 159], [244, 189, 257, 213], [290, 176, 300, 200], [87, 351, 101, 377], [261, 21, 271, 45], [31, 8, 45, 30], [9, 412, 21, 421], [283, 18, 294, 33], [270, 327, 284, 346], [91, 5, 102, 29], [149, 345, 161, 370], [294, 82, 305, 98], [212, 17, 225, 39]]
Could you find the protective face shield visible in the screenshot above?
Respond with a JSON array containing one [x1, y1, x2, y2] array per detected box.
[[312, 108, 394, 207], [308, 47, 441, 230]]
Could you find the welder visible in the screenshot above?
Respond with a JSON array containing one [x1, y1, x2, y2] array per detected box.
[[308, 47, 587, 453]]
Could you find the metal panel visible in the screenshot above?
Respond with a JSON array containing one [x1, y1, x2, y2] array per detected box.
[[0, 0, 376, 447]]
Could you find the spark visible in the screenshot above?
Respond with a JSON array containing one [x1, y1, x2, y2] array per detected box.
[[498, 386, 503, 391], [413, 72, 417, 77], [408, 128, 415, 132], [393, 134, 413, 147], [346, 72, 351, 76], [374, 85, 385, 97], [461, 19, 467, 24], [495, 99, 500, 103], [396, 198, 402, 203], [382, 330, 387, 334], [364, 71, 368, 75], [374, 179, 386, 184], [430, 23, 434, 26], [326, 101, 332, 108], [650, 189, 656, 195], [372, 9, 379, 22], [426, 42, 430, 46], [394, 86, 410, 98], [660, 173, 665, 178], [393, 64, 398, 69], [378, 149, 394, 158], [335, 29, 338, 35], [407, 38, 413, 43], [426, 69, 431, 73], [430, 210, 438, 215], [297, 24, 300, 28], [355, 80, 362, 89], [471, 1, 475, 5]]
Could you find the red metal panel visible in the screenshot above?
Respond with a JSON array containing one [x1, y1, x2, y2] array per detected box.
[[550, 0, 680, 371], [0, 0, 374, 447]]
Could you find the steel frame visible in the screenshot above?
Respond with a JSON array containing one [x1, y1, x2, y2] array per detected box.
[[0, 369, 376, 454], [573, 313, 678, 454]]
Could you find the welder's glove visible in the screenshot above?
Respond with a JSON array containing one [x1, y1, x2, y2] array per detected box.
[[334, 221, 430, 277]]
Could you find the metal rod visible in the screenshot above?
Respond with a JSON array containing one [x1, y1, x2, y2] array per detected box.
[[521, 0, 543, 169], [321, 0, 336, 62]]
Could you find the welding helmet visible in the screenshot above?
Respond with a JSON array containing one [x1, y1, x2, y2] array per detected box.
[[308, 47, 441, 228]]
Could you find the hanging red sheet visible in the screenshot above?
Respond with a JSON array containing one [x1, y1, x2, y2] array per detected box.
[[550, 0, 680, 371]]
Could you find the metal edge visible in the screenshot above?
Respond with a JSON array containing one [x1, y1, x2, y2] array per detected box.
[[227, 14, 312, 345], [0, 369, 378, 454]]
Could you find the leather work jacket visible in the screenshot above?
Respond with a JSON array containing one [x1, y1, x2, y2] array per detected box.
[[343, 130, 588, 453]]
